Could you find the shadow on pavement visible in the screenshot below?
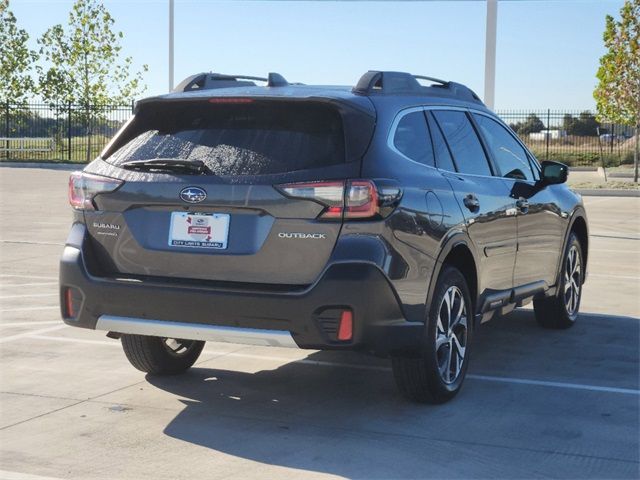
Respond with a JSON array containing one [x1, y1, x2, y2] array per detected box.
[[146, 309, 639, 478]]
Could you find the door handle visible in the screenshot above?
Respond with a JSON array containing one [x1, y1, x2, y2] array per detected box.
[[463, 194, 480, 212], [516, 197, 529, 213]]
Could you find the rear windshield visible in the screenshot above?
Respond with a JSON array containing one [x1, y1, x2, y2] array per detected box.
[[105, 102, 345, 175]]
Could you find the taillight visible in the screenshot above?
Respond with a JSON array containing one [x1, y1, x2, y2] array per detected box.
[[345, 180, 378, 219], [68, 171, 123, 210], [277, 179, 382, 220]]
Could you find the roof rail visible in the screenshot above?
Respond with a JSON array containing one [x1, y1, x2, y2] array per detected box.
[[352, 70, 483, 104], [173, 72, 289, 92]]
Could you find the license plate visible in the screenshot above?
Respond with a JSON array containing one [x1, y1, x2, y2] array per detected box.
[[168, 212, 230, 249]]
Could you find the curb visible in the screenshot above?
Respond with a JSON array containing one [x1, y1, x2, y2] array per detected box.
[[570, 167, 598, 172], [575, 189, 640, 197], [0, 162, 80, 170]]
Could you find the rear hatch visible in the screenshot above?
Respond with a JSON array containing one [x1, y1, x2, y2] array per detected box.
[[82, 96, 375, 287]]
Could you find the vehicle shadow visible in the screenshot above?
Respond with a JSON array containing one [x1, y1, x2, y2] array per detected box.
[[146, 308, 639, 478]]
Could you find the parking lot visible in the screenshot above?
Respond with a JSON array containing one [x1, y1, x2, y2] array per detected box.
[[0, 166, 638, 479]]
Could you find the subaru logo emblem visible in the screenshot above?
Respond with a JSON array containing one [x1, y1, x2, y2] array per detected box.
[[180, 187, 207, 204]]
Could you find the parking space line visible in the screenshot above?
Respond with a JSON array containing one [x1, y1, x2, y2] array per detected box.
[[0, 306, 58, 313], [466, 374, 640, 395], [0, 325, 67, 343], [0, 469, 65, 480], [0, 274, 58, 280], [0, 293, 58, 299], [1, 321, 61, 328], [27, 334, 640, 396], [0, 282, 58, 288], [0, 240, 64, 246], [31, 335, 117, 346], [589, 273, 640, 280]]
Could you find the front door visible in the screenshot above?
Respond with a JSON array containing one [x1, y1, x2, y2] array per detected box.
[[470, 112, 564, 288]]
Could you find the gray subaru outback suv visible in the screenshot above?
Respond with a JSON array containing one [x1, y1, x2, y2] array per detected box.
[[60, 71, 588, 403]]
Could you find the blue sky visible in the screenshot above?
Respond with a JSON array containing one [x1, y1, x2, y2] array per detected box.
[[11, 0, 624, 110]]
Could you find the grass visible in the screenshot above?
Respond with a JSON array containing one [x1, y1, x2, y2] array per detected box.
[[0, 135, 636, 168], [0, 135, 110, 163]]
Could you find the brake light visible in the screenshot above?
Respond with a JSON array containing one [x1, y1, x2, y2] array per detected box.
[[68, 171, 123, 210], [208, 97, 254, 104], [277, 180, 380, 220]]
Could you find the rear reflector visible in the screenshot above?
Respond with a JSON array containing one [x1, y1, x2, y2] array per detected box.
[[63, 287, 82, 319], [337, 310, 353, 341], [277, 179, 380, 220], [69, 171, 123, 210]]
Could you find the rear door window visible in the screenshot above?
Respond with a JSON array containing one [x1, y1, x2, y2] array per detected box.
[[392, 110, 435, 167], [106, 102, 345, 176], [473, 114, 535, 181], [425, 111, 456, 172], [432, 110, 492, 176]]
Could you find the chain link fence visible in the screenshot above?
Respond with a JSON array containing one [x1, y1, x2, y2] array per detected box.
[[1, 102, 636, 167]]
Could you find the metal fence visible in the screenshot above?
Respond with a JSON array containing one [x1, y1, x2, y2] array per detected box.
[[2, 101, 133, 162], [495, 110, 635, 167], [1, 102, 636, 167]]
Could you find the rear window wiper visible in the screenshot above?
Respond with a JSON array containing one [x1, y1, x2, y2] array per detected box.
[[120, 159, 213, 175]]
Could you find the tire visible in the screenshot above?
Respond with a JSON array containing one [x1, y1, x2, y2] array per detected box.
[[392, 266, 473, 404], [120, 335, 205, 375], [534, 233, 583, 329]]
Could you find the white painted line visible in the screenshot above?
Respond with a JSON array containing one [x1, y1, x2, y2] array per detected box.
[[467, 374, 640, 396], [0, 240, 64, 246], [589, 273, 640, 280], [0, 282, 58, 288], [1, 321, 61, 328], [0, 306, 58, 313], [0, 325, 67, 343], [0, 469, 65, 480], [0, 274, 57, 280], [27, 335, 640, 396], [0, 293, 58, 299], [31, 335, 118, 347]]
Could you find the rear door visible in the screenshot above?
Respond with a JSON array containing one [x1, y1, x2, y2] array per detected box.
[[427, 109, 517, 293], [84, 99, 374, 286]]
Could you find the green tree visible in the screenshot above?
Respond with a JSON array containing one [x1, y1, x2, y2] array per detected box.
[[562, 111, 601, 136], [37, 0, 147, 162], [511, 114, 545, 135], [594, 0, 640, 182], [0, 0, 37, 102]]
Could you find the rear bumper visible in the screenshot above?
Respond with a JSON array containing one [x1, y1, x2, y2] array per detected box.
[[59, 230, 423, 356]]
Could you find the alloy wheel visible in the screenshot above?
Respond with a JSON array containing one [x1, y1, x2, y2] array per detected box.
[[163, 338, 198, 357], [436, 286, 468, 384], [564, 245, 581, 316]]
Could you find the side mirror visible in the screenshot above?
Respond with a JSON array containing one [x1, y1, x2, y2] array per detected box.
[[540, 161, 568, 185]]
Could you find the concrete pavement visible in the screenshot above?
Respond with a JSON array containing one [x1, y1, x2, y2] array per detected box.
[[0, 167, 638, 479]]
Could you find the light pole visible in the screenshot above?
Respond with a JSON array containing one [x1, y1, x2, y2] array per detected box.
[[169, 0, 174, 91], [166, 0, 499, 103], [484, 0, 498, 109]]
